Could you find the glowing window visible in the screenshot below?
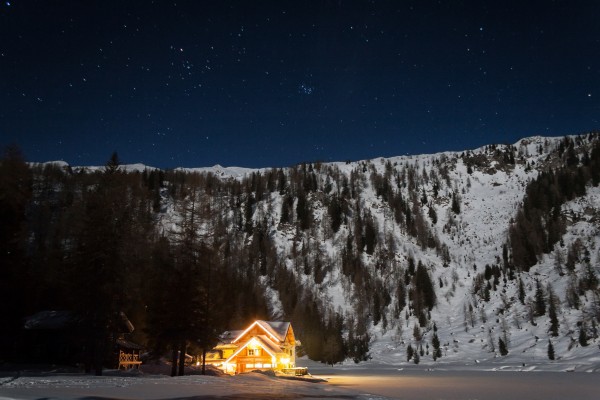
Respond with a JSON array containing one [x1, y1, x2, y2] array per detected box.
[[248, 349, 260, 356]]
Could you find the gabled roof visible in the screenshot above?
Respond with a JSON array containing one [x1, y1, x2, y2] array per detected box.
[[260, 321, 291, 341], [223, 335, 282, 365], [232, 320, 290, 344], [254, 335, 283, 356], [220, 329, 244, 344], [24, 310, 75, 330]]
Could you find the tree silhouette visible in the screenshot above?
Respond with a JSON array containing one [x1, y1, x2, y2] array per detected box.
[[547, 341, 555, 360]]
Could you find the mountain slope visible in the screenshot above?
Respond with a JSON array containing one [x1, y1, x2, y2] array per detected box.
[[14, 133, 600, 370], [151, 133, 600, 367]]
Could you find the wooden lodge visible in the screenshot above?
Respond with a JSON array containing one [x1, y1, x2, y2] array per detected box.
[[206, 320, 297, 374]]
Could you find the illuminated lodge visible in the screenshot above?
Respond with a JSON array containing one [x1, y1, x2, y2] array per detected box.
[[206, 320, 297, 374]]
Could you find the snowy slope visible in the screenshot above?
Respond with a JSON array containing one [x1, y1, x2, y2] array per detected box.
[[154, 134, 599, 369], [34, 134, 600, 369], [274, 135, 597, 368]]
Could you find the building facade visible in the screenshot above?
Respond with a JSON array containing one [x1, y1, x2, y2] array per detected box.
[[206, 320, 296, 374]]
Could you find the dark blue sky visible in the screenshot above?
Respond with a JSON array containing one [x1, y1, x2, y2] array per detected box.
[[1, 1, 599, 169]]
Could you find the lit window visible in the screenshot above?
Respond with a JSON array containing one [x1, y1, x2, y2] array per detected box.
[[263, 363, 271, 368], [255, 363, 263, 368], [245, 363, 254, 368], [248, 349, 260, 356]]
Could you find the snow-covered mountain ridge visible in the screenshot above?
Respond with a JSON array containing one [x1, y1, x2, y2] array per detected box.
[[25, 133, 600, 370]]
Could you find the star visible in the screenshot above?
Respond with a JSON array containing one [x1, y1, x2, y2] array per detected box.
[[298, 83, 314, 95], [3, 0, 598, 169]]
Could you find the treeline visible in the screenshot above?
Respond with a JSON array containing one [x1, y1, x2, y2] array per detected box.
[[1, 144, 451, 370], [0, 150, 271, 375], [508, 134, 600, 271]]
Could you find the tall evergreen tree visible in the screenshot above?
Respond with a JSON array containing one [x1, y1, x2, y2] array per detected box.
[[451, 191, 461, 214], [0, 145, 32, 361], [70, 153, 133, 375], [518, 276, 526, 305], [579, 324, 589, 347], [498, 338, 508, 356], [547, 285, 559, 337], [431, 332, 441, 360], [534, 279, 546, 316], [547, 340, 555, 360], [414, 261, 436, 311], [406, 344, 414, 362], [322, 313, 346, 366], [328, 195, 343, 233]]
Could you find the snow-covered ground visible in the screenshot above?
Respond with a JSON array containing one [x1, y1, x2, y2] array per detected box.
[[1, 361, 598, 400], [0, 369, 358, 400]]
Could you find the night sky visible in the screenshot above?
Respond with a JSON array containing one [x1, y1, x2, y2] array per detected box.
[[1, 1, 599, 169]]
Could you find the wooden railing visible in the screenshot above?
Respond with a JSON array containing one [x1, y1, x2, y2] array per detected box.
[[118, 350, 142, 370], [281, 367, 308, 376]]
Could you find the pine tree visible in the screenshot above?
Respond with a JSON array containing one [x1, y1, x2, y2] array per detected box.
[[363, 212, 377, 255], [498, 337, 508, 356], [71, 154, 135, 375], [413, 324, 422, 341], [322, 314, 346, 366], [280, 195, 291, 224], [296, 190, 312, 230], [0, 145, 33, 361], [414, 261, 436, 311], [105, 151, 121, 174], [518, 277, 526, 305], [406, 344, 414, 362], [328, 195, 343, 233], [579, 324, 589, 346], [432, 332, 441, 360], [535, 279, 546, 316], [547, 285, 559, 337], [583, 263, 598, 290], [547, 341, 555, 360], [428, 204, 438, 224], [451, 191, 461, 214], [483, 282, 491, 302]]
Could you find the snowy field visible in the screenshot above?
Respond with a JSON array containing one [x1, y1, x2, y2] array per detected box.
[[1, 360, 598, 400], [302, 360, 599, 400], [0, 368, 354, 400]]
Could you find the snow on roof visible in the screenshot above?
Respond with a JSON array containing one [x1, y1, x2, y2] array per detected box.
[[256, 321, 290, 342], [220, 329, 244, 343], [231, 320, 290, 344], [24, 310, 75, 330], [254, 335, 283, 355]]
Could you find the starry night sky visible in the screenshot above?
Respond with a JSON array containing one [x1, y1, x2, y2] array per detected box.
[[1, 1, 599, 169]]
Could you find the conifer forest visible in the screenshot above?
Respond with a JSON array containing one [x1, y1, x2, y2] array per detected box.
[[1, 133, 600, 373]]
